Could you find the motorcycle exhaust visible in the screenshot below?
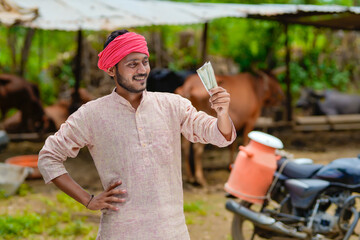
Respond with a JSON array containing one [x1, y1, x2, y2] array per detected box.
[[226, 200, 307, 239]]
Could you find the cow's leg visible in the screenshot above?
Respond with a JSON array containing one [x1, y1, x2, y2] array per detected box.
[[0, 109, 4, 120], [228, 140, 238, 166], [193, 143, 207, 187], [181, 136, 195, 183], [242, 116, 259, 145]]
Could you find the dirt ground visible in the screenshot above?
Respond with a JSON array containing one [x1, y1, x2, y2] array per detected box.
[[0, 129, 360, 240]]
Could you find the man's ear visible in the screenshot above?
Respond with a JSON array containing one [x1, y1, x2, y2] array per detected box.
[[106, 66, 116, 77]]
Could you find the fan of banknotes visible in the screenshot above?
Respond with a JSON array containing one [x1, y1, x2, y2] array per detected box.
[[196, 61, 217, 94]]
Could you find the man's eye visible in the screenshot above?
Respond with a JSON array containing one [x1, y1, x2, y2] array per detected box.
[[128, 63, 137, 68]]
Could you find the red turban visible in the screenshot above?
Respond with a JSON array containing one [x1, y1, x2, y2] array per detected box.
[[97, 32, 149, 71]]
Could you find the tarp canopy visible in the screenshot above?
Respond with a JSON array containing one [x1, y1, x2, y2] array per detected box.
[[0, 0, 359, 31]]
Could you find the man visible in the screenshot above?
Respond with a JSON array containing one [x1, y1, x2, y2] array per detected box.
[[38, 29, 236, 239]]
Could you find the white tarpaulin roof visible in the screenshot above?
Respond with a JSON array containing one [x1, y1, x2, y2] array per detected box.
[[1, 0, 360, 31]]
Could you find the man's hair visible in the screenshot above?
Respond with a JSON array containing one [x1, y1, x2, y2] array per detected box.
[[103, 29, 129, 49]]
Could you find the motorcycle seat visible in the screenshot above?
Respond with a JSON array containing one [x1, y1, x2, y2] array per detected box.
[[278, 158, 323, 179]]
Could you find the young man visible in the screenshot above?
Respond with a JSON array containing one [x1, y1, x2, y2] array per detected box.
[[38, 29, 236, 239]]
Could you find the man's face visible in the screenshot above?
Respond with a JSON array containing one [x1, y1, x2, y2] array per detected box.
[[113, 52, 150, 93]]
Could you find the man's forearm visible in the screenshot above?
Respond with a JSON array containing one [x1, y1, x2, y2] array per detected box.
[[51, 173, 92, 206], [217, 114, 233, 141]]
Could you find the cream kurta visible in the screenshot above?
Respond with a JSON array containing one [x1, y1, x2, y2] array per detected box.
[[38, 90, 236, 240]]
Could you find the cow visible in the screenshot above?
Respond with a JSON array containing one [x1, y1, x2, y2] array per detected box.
[[0, 74, 93, 134], [175, 71, 284, 186], [296, 88, 360, 115], [0, 74, 48, 133], [45, 88, 95, 129]]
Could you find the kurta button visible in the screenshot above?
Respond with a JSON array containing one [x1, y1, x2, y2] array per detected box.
[[142, 143, 146, 147], [138, 127, 142, 131]]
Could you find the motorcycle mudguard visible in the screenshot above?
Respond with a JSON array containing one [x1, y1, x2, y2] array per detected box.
[[285, 179, 329, 209]]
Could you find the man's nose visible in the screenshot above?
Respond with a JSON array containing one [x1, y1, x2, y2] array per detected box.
[[137, 63, 147, 73]]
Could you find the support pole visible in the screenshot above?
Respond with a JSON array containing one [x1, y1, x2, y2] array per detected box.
[[20, 28, 36, 77], [200, 22, 209, 64], [74, 29, 82, 96], [38, 29, 43, 73], [284, 23, 292, 121], [70, 29, 83, 114]]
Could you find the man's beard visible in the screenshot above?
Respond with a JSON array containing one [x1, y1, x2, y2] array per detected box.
[[115, 68, 147, 93]]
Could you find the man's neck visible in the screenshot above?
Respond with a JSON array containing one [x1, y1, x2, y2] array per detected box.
[[115, 88, 143, 109]]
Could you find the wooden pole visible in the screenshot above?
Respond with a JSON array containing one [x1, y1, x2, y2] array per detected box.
[[74, 29, 82, 95], [69, 29, 83, 114], [200, 22, 209, 64], [38, 29, 43, 73], [284, 23, 292, 121], [20, 28, 36, 77], [7, 27, 17, 73], [152, 30, 162, 68]]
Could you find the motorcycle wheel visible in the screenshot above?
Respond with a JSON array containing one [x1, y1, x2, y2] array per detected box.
[[231, 201, 262, 240]]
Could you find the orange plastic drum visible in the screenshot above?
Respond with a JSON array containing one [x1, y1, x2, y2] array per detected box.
[[224, 131, 283, 204], [5, 155, 41, 179]]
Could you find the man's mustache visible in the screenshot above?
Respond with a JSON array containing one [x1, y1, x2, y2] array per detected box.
[[133, 73, 148, 79]]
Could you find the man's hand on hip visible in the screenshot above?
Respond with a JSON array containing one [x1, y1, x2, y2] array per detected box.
[[87, 180, 126, 211]]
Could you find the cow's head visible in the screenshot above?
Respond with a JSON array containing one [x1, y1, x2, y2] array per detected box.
[[257, 70, 284, 107], [296, 88, 326, 115]]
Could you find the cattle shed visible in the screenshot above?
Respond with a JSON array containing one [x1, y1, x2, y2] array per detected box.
[[1, 0, 360, 124]]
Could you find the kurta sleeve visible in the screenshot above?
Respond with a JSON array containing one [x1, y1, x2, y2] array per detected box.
[[38, 105, 93, 184], [178, 96, 236, 147]]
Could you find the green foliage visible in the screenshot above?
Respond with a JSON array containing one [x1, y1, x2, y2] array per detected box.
[[184, 200, 208, 225], [184, 200, 207, 216], [289, 60, 350, 92], [0, 189, 7, 200], [0, 211, 42, 239], [16, 183, 33, 197], [0, 210, 92, 239], [0, 193, 96, 239]]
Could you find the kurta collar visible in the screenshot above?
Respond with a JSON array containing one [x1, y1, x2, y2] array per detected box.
[[110, 88, 148, 110]]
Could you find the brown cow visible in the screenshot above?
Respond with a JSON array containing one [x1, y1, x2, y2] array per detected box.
[[0, 74, 93, 134], [0, 74, 49, 133], [175, 71, 284, 186], [44, 88, 95, 129]]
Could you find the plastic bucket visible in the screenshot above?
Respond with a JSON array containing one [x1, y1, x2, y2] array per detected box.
[[0, 163, 32, 196], [5, 155, 41, 179]]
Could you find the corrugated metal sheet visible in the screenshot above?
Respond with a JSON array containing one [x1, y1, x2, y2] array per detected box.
[[0, 0, 359, 31], [3, 0, 245, 30], [0, 0, 37, 25], [206, 3, 352, 16], [350, 6, 360, 14]]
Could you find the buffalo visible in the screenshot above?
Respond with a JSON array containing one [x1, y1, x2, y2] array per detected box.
[[296, 88, 360, 115]]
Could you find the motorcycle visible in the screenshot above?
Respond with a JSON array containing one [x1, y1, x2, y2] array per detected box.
[[225, 131, 360, 240]]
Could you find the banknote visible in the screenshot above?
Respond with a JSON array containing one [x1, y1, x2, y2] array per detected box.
[[196, 61, 217, 94]]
